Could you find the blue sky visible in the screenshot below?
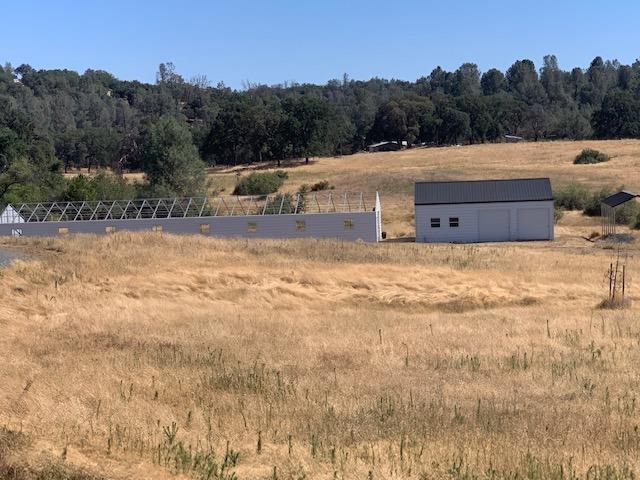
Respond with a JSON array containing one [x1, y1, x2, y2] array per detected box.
[[2, 0, 639, 88]]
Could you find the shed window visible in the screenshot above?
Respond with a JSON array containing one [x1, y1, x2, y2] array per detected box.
[[344, 219, 354, 230], [152, 225, 163, 232], [296, 220, 306, 231], [247, 222, 257, 233], [430, 218, 440, 228], [449, 217, 459, 228], [200, 224, 210, 234], [105, 226, 116, 234], [58, 227, 69, 236]]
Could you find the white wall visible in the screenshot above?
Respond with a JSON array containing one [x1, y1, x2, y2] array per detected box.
[[0, 211, 380, 242], [415, 200, 554, 243]]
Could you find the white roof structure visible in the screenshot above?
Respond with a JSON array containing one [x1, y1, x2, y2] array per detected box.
[[2, 192, 379, 223], [0, 205, 25, 224]]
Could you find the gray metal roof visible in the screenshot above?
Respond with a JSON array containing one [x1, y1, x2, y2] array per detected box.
[[414, 178, 553, 205], [601, 190, 638, 208]]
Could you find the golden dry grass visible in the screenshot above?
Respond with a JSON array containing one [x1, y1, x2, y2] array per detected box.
[[70, 139, 640, 237], [1, 229, 640, 479], [4, 140, 640, 479], [214, 139, 640, 236]]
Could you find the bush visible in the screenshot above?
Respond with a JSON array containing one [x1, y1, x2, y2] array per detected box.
[[310, 180, 333, 191], [554, 183, 589, 210], [554, 207, 564, 223], [583, 187, 615, 216], [261, 193, 296, 214], [233, 171, 286, 195], [64, 174, 96, 201], [63, 171, 136, 201], [574, 148, 610, 164], [92, 171, 137, 200], [617, 201, 640, 226]]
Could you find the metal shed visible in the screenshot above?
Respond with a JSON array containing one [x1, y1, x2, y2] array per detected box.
[[0, 192, 382, 243], [414, 178, 554, 243], [600, 190, 638, 236]]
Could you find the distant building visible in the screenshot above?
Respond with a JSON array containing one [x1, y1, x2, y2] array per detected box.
[[505, 135, 523, 143], [600, 190, 638, 236], [0, 193, 383, 243], [0, 205, 24, 224], [414, 178, 554, 243], [367, 141, 407, 153]]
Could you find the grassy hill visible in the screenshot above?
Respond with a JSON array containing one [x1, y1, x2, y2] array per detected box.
[[2, 140, 640, 479], [203, 139, 640, 236]]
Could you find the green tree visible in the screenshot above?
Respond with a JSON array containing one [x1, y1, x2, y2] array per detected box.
[[451, 63, 480, 96], [540, 55, 570, 104], [481, 69, 506, 95], [369, 101, 408, 144], [438, 108, 471, 144], [282, 96, 333, 164], [141, 116, 206, 197], [592, 91, 640, 138], [524, 104, 549, 141], [506, 59, 546, 105]]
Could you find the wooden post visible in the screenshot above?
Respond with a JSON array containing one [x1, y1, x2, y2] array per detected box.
[[609, 262, 613, 301], [613, 257, 619, 302], [622, 264, 626, 301]]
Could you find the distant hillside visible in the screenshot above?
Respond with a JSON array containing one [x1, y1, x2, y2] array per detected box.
[[1, 56, 640, 204]]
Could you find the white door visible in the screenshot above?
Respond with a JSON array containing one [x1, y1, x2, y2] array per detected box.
[[478, 209, 510, 242], [517, 208, 549, 240]]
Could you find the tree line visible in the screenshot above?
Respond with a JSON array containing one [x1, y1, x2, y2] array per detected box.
[[1, 55, 640, 203]]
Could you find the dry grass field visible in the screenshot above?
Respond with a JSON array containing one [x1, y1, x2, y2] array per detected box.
[[208, 139, 640, 237], [4, 140, 640, 479]]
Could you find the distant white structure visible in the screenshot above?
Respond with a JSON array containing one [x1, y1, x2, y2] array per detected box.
[[0, 205, 25, 224], [414, 178, 554, 243], [0, 193, 382, 243], [367, 141, 407, 152]]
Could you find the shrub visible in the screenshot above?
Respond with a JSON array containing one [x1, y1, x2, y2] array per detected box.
[[92, 171, 137, 200], [296, 184, 309, 213], [233, 172, 286, 195], [63, 171, 136, 201], [64, 174, 96, 201], [583, 187, 615, 216], [554, 183, 589, 210], [554, 207, 564, 223], [574, 148, 610, 164], [261, 193, 296, 214], [310, 180, 333, 191], [615, 201, 640, 225]]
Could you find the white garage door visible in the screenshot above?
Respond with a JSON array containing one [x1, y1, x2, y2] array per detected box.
[[478, 209, 510, 242], [517, 208, 549, 240]]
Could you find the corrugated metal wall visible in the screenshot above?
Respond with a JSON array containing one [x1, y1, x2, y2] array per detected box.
[[0, 211, 380, 242], [415, 200, 554, 243]]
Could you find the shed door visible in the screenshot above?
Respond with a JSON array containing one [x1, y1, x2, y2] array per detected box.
[[477, 209, 510, 242], [517, 208, 549, 240]]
